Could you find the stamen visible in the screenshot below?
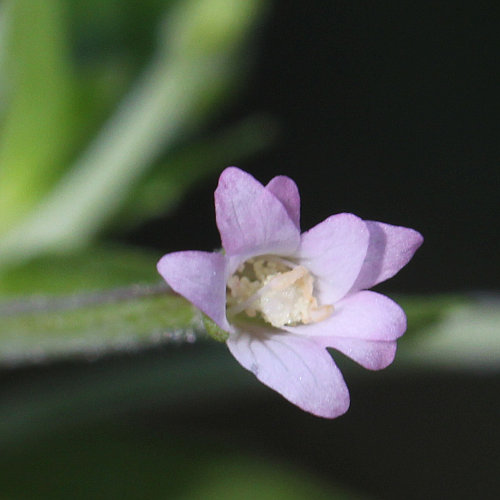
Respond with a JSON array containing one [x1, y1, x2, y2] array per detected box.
[[227, 280, 271, 317], [226, 256, 333, 328]]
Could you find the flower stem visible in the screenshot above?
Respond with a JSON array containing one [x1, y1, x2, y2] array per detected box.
[[0, 282, 172, 317]]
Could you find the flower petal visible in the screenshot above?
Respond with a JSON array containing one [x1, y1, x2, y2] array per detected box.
[[266, 175, 301, 229], [285, 290, 406, 341], [215, 167, 300, 258], [317, 337, 397, 370], [157, 251, 232, 332], [296, 213, 370, 303], [351, 221, 424, 292], [227, 327, 350, 418]]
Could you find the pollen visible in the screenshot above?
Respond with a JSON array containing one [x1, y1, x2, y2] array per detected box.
[[227, 257, 333, 328]]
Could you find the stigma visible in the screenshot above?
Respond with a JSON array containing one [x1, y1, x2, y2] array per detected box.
[[227, 257, 333, 328]]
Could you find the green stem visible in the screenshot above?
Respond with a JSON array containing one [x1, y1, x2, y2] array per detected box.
[[0, 282, 172, 317]]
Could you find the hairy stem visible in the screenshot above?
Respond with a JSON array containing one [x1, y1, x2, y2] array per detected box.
[[0, 282, 173, 317]]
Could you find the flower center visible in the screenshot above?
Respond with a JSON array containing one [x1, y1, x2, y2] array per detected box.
[[226, 256, 333, 328]]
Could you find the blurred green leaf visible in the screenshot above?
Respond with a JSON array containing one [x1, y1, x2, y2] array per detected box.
[[398, 294, 500, 370], [0, 4, 8, 115], [117, 115, 276, 227], [0, 0, 79, 234], [399, 293, 466, 335], [0, 246, 159, 295], [164, 0, 267, 60], [0, 0, 268, 268]]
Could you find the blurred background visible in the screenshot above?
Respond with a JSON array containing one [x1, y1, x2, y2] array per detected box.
[[0, 1, 498, 498]]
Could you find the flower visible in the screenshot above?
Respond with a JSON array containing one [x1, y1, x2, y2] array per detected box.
[[157, 167, 423, 418]]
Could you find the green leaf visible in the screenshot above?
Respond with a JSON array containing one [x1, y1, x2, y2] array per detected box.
[[0, 0, 268, 268], [116, 115, 276, 228], [0, 5, 8, 115], [397, 294, 500, 370], [0, 246, 160, 295], [0, 0, 79, 235]]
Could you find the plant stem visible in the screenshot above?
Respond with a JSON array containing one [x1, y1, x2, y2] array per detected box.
[[0, 282, 172, 317]]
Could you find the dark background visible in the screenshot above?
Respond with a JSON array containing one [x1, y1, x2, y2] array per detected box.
[[125, 5, 500, 496], [138, 0, 499, 294]]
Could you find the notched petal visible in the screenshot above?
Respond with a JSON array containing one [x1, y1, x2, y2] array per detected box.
[[227, 327, 350, 418], [215, 167, 300, 258], [266, 175, 301, 229], [317, 337, 398, 370]]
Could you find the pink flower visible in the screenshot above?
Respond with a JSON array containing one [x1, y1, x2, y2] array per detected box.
[[157, 167, 423, 418]]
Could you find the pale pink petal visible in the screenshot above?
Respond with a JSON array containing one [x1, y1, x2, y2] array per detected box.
[[351, 221, 424, 292], [285, 290, 406, 341], [266, 175, 301, 229], [215, 167, 300, 258], [157, 251, 232, 332], [316, 337, 397, 370], [295, 213, 370, 303], [227, 327, 350, 418]]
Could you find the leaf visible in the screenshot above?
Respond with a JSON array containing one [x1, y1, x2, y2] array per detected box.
[[0, 0, 79, 235], [116, 115, 276, 228], [0, 246, 160, 295], [0, 4, 8, 115], [397, 294, 500, 370], [0, 0, 268, 268]]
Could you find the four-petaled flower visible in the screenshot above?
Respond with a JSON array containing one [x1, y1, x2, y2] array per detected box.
[[157, 167, 423, 418]]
